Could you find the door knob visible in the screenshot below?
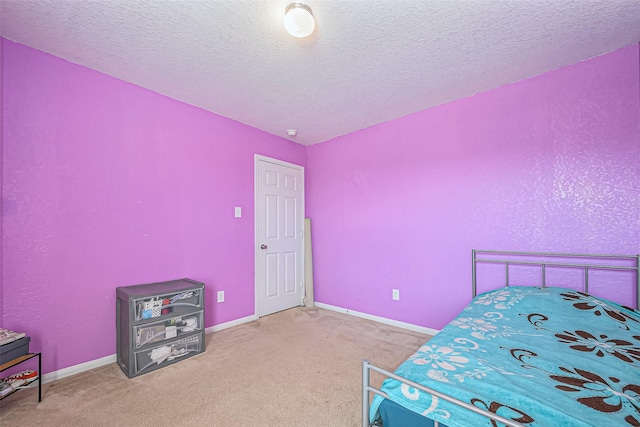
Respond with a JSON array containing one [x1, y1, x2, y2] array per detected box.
[[260, 244, 268, 250]]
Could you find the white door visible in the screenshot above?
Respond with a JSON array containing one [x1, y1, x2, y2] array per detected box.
[[255, 155, 304, 317]]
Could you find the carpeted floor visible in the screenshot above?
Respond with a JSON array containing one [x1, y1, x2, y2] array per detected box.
[[0, 307, 431, 426]]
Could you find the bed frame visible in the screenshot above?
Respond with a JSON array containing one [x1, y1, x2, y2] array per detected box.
[[362, 249, 640, 427]]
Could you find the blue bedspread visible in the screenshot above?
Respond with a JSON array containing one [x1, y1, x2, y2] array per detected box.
[[370, 286, 640, 426]]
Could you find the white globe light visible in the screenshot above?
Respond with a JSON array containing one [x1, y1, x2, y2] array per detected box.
[[284, 3, 315, 38]]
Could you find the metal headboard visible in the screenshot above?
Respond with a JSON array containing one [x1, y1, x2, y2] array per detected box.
[[472, 249, 640, 309]]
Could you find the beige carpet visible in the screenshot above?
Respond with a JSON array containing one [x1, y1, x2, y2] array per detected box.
[[0, 307, 431, 426]]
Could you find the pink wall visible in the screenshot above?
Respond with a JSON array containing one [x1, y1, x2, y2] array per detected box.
[[307, 45, 640, 329], [2, 38, 639, 376], [1, 39, 305, 374]]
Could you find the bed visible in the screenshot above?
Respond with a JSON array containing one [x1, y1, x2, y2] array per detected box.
[[362, 250, 640, 427]]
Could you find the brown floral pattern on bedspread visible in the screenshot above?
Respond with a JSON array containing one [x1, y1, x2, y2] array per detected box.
[[560, 290, 640, 329], [555, 330, 640, 363], [509, 293, 640, 425], [509, 291, 640, 425], [524, 303, 640, 364], [470, 398, 535, 427], [505, 344, 640, 426], [371, 286, 640, 427], [551, 367, 640, 426]]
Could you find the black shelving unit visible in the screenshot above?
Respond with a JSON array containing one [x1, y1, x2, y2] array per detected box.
[[0, 352, 42, 402]]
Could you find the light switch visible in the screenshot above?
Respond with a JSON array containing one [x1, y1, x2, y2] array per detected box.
[[234, 207, 242, 218]]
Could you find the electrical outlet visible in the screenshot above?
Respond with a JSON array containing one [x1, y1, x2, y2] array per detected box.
[[217, 290, 225, 303], [392, 289, 400, 301]]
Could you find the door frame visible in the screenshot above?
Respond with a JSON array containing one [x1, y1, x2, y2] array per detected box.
[[254, 154, 306, 317]]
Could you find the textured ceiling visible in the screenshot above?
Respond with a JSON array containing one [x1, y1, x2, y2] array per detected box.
[[2, 1, 640, 146]]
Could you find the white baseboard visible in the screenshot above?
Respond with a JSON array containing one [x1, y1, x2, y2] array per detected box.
[[204, 314, 258, 334], [41, 314, 258, 384], [42, 354, 117, 384], [314, 302, 440, 336]]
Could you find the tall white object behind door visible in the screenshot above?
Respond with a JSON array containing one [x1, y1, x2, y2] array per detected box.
[[255, 155, 304, 317]]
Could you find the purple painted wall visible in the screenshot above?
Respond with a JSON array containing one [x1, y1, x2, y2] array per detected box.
[[307, 45, 640, 329], [1, 39, 305, 374], [2, 38, 639, 376]]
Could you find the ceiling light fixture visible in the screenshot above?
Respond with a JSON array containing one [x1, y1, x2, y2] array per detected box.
[[284, 3, 315, 38]]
